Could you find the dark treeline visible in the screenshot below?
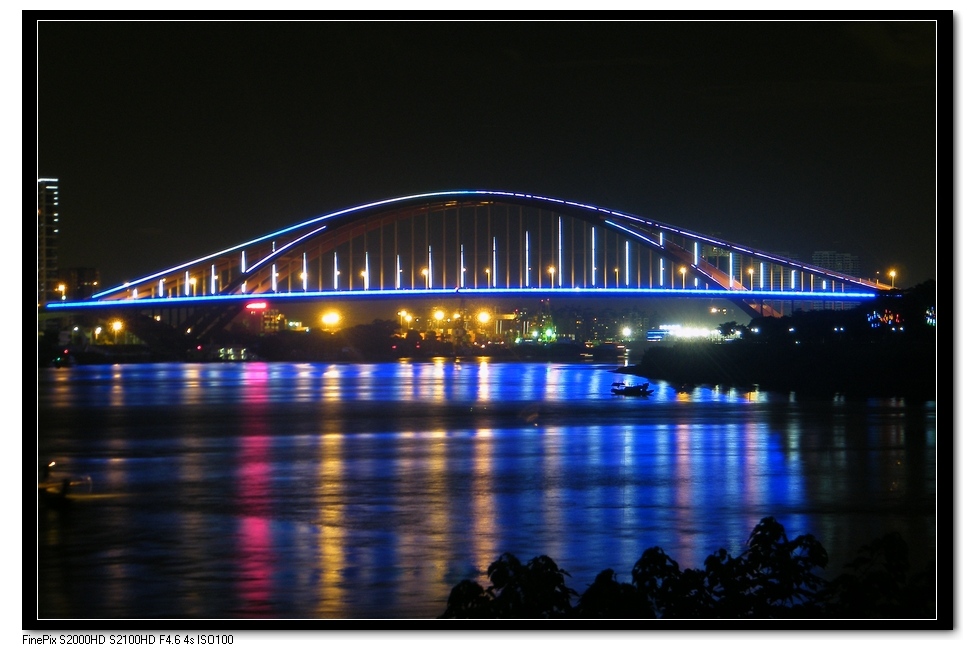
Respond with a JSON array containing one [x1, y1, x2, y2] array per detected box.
[[626, 281, 937, 400], [440, 517, 937, 620]]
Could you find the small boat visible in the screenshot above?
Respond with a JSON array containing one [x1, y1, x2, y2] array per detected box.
[[38, 460, 92, 506], [611, 381, 653, 396]]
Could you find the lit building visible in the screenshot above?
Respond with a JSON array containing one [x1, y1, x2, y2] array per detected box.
[[262, 308, 285, 333], [37, 178, 60, 305]]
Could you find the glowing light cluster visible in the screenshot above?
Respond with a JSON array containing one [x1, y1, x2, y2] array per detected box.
[[867, 309, 903, 329], [659, 324, 720, 339]]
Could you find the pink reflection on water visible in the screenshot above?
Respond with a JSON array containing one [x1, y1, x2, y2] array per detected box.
[[235, 365, 275, 615], [237, 514, 273, 616]]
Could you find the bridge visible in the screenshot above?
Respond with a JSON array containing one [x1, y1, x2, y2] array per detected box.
[[45, 190, 884, 342]]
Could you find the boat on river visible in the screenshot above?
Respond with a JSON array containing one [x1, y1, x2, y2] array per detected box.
[[611, 381, 653, 396], [38, 460, 93, 506]]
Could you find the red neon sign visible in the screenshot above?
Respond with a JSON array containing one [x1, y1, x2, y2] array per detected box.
[[245, 301, 267, 310]]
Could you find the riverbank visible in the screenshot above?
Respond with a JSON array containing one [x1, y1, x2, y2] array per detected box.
[[617, 338, 937, 400]]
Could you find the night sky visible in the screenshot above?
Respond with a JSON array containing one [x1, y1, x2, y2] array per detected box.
[[36, 19, 941, 290]]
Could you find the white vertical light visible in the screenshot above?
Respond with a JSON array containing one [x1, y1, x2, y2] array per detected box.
[[211, 264, 217, 294], [184, 271, 190, 296], [334, 252, 339, 290], [272, 264, 277, 292], [364, 252, 369, 290], [525, 231, 530, 287], [760, 262, 765, 289], [396, 254, 402, 289], [791, 270, 796, 289], [159, 279, 165, 298], [492, 237, 497, 288], [591, 226, 596, 287], [241, 251, 246, 273], [460, 245, 465, 288], [558, 217, 563, 287], [659, 259, 664, 287], [694, 242, 699, 266], [428, 246, 433, 289], [302, 254, 307, 291], [625, 241, 630, 287]]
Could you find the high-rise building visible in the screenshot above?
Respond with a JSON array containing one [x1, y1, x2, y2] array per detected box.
[[64, 267, 100, 299], [812, 250, 861, 277], [37, 178, 60, 305]]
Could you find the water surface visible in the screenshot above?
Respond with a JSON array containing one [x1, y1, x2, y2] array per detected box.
[[36, 360, 937, 619]]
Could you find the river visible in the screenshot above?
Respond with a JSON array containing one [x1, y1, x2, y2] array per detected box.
[[35, 360, 938, 620]]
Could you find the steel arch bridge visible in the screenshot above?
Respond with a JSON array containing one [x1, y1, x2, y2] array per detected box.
[[47, 190, 882, 338]]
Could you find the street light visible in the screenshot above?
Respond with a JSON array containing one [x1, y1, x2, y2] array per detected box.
[[322, 311, 341, 331], [889, 270, 896, 289], [190, 277, 197, 296], [360, 270, 367, 290], [549, 266, 556, 288], [748, 268, 754, 290], [434, 309, 445, 338], [485, 267, 491, 288], [680, 266, 686, 289], [614, 268, 619, 288], [421, 268, 429, 289], [57, 283, 66, 301], [477, 311, 491, 337], [111, 320, 123, 344]]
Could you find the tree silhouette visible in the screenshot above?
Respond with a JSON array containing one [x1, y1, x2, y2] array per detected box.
[[440, 517, 932, 619]]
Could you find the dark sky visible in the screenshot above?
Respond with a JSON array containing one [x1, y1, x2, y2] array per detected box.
[[36, 19, 940, 290]]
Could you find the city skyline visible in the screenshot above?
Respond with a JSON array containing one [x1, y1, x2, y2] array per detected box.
[[36, 20, 942, 291]]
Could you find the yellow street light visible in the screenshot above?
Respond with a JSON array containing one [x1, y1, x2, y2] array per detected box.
[[889, 270, 896, 290], [322, 311, 341, 331], [421, 268, 429, 289], [549, 266, 556, 288], [680, 266, 687, 289], [485, 267, 491, 287], [477, 311, 491, 324], [434, 309, 445, 338], [57, 283, 66, 300], [614, 268, 619, 288], [748, 268, 754, 290], [111, 320, 123, 344]]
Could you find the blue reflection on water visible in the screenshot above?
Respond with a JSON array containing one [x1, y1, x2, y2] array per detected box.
[[37, 361, 936, 619]]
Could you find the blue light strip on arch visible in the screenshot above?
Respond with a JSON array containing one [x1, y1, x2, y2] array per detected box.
[[87, 189, 879, 301]]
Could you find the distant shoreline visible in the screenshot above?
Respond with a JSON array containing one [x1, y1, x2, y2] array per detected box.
[[615, 339, 936, 401]]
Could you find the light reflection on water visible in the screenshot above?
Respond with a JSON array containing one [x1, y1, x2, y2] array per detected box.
[[37, 360, 936, 619]]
